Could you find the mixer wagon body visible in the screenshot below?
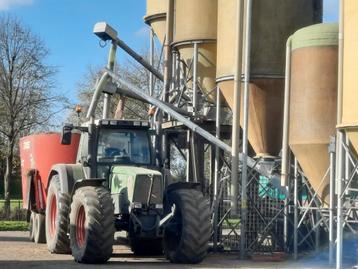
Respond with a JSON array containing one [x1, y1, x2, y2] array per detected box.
[[19, 133, 80, 211]]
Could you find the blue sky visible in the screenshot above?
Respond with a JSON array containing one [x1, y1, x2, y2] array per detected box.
[[1, 0, 339, 107]]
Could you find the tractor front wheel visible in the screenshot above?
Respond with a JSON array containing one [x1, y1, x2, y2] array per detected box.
[[163, 188, 211, 264], [69, 186, 115, 263]]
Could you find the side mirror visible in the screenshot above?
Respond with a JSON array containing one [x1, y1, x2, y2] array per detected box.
[[61, 124, 73, 145]]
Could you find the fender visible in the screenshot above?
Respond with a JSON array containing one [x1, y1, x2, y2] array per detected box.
[[71, 178, 106, 197], [165, 182, 201, 194], [47, 164, 85, 194]]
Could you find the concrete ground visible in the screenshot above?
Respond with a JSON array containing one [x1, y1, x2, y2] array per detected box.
[[0, 231, 355, 269]]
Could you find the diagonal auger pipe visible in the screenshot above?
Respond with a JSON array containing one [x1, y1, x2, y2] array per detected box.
[[105, 68, 277, 181]]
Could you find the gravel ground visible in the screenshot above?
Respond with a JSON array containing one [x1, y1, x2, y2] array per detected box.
[[0, 231, 354, 269]]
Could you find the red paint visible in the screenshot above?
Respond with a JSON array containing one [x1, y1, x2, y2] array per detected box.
[[49, 194, 57, 237], [76, 205, 86, 248], [19, 132, 80, 211]]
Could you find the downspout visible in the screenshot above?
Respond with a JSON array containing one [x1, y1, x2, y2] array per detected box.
[[281, 36, 292, 187], [230, 0, 245, 217]]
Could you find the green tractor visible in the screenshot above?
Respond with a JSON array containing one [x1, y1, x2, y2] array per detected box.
[[54, 119, 210, 263], [43, 21, 211, 264]]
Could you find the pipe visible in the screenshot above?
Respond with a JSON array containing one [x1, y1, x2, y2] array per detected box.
[[230, 0, 245, 218], [293, 158, 298, 260], [240, 0, 252, 259], [281, 36, 292, 187], [103, 42, 117, 119], [336, 131, 344, 269], [107, 69, 281, 180], [114, 38, 163, 82], [192, 42, 198, 116], [163, 0, 174, 103], [107, 68, 231, 153], [149, 28, 155, 97], [161, 0, 174, 172], [329, 136, 336, 266], [213, 86, 221, 250], [87, 72, 110, 120], [337, 0, 344, 125], [336, 1, 344, 268]]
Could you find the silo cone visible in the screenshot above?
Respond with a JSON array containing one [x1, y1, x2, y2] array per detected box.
[[289, 23, 338, 206], [173, 0, 217, 102], [216, 0, 322, 157], [341, 0, 358, 153], [144, 0, 167, 44]]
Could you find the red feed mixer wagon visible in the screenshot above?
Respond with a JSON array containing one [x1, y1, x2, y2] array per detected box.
[[19, 132, 80, 243]]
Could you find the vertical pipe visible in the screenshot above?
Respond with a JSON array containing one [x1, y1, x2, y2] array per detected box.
[[281, 37, 292, 187], [213, 86, 222, 250], [329, 137, 336, 266], [336, 1, 344, 268], [337, 0, 344, 124], [161, 0, 174, 170], [186, 130, 191, 182], [192, 42, 198, 116], [240, 0, 252, 259], [315, 210, 320, 252], [231, 0, 245, 218], [293, 158, 298, 260], [163, 0, 174, 104], [336, 131, 345, 269], [282, 36, 293, 254], [103, 42, 117, 119], [149, 28, 155, 97]]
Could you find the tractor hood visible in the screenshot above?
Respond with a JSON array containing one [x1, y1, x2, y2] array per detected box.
[[111, 165, 162, 177], [110, 166, 163, 215]]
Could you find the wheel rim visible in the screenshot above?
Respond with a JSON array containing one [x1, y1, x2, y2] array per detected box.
[[49, 195, 57, 237], [76, 205, 86, 248]]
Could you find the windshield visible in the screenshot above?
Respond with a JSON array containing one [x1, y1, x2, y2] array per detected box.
[[97, 129, 151, 165]]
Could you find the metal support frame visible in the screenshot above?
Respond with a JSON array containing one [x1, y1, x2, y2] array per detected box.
[[240, 0, 252, 258]]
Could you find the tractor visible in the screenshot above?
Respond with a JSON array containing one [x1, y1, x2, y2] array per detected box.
[[21, 21, 211, 264]]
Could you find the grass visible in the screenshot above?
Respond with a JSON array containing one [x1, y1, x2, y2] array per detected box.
[[0, 200, 23, 210], [0, 221, 28, 231]]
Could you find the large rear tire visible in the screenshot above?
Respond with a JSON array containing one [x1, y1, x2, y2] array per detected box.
[[163, 188, 211, 264], [45, 175, 71, 253], [70, 186, 115, 263], [34, 213, 46, 244]]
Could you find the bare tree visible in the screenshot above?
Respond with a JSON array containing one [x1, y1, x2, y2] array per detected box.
[[0, 16, 62, 216]]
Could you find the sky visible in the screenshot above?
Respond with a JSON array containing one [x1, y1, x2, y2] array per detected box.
[[0, 0, 339, 109]]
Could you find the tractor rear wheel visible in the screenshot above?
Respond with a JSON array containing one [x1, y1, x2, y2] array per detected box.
[[163, 188, 211, 264], [29, 211, 35, 242], [69, 186, 115, 263], [45, 175, 71, 253], [34, 212, 46, 244]]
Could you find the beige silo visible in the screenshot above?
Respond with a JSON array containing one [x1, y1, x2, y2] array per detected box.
[[341, 0, 358, 154], [173, 0, 218, 102], [289, 23, 338, 206], [216, 0, 322, 156], [144, 0, 167, 44]]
